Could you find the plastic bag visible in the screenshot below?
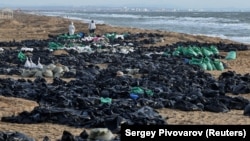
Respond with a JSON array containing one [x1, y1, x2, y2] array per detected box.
[[204, 57, 213, 71], [145, 89, 154, 96], [225, 51, 236, 60], [100, 97, 112, 104], [209, 45, 219, 55], [48, 42, 64, 50], [17, 51, 26, 62], [130, 87, 144, 95], [183, 47, 198, 57], [201, 47, 213, 57], [193, 46, 203, 56], [213, 59, 224, 71]]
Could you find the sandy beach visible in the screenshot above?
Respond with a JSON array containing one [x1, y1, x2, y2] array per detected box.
[[0, 11, 250, 140]]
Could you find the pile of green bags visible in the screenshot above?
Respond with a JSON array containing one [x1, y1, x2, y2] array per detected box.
[[189, 57, 224, 71], [171, 45, 225, 71], [172, 45, 219, 57]]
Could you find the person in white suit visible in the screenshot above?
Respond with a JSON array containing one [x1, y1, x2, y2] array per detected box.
[[88, 20, 96, 34], [68, 21, 75, 35]]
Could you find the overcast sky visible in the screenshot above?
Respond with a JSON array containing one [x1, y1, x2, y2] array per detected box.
[[1, 0, 249, 9]]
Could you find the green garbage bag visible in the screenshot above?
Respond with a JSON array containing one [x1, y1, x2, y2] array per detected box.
[[201, 47, 213, 56], [213, 59, 224, 71], [105, 33, 116, 41], [189, 57, 203, 65], [210, 61, 217, 70], [145, 89, 154, 96], [130, 87, 144, 95], [58, 33, 81, 39], [48, 42, 64, 50], [189, 58, 207, 70], [204, 57, 213, 71], [100, 97, 112, 104], [182, 47, 198, 57], [172, 46, 183, 56], [18, 51, 26, 62], [172, 50, 181, 56], [193, 46, 203, 56], [209, 45, 219, 55], [199, 61, 207, 70], [225, 51, 237, 60]]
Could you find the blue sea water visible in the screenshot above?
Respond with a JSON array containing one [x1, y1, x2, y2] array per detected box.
[[30, 10, 250, 44]]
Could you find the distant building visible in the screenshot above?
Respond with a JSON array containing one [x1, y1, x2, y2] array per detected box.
[[0, 8, 13, 19]]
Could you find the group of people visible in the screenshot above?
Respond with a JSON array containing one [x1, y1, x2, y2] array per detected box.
[[68, 20, 96, 35]]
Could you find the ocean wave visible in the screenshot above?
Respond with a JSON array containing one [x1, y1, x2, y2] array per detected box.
[[206, 34, 250, 44], [229, 36, 250, 44]]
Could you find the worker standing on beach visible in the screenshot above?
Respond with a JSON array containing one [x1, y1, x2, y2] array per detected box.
[[68, 21, 75, 35], [88, 20, 96, 35]]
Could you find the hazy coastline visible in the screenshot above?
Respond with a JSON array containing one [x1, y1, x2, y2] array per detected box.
[[22, 8, 250, 45]]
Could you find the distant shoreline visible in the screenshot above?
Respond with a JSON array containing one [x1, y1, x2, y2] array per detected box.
[[0, 11, 246, 46], [21, 10, 250, 45], [2, 6, 250, 12]]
